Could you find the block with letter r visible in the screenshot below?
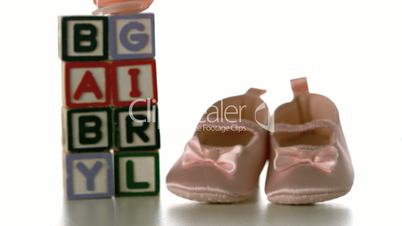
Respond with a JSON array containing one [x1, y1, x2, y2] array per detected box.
[[63, 108, 112, 152], [114, 106, 160, 151]]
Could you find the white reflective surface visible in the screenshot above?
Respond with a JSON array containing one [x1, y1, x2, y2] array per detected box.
[[62, 183, 356, 226]]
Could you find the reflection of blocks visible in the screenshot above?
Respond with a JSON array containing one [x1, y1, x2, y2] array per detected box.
[[64, 108, 112, 152], [65, 152, 114, 200], [60, 16, 108, 61], [111, 59, 158, 107], [109, 14, 155, 60], [64, 62, 111, 108], [114, 151, 159, 196], [114, 106, 160, 151]]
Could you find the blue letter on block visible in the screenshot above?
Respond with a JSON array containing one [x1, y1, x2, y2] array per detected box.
[[120, 22, 148, 52], [66, 153, 114, 200], [109, 13, 155, 60], [76, 161, 103, 191]]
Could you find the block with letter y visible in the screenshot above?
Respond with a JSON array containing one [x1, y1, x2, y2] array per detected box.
[[65, 152, 114, 200]]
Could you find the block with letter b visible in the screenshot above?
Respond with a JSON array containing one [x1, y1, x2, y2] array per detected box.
[[64, 108, 112, 152], [111, 59, 158, 107], [64, 62, 111, 108], [114, 106, 160, 151], [60, 16, 108, 61], [114, 151, 159, 196], [109, 13, 155, 60], [65, 152, 114, 200]]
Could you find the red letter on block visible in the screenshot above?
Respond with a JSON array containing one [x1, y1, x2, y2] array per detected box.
[[64, 62, 111, 109], [111, 59, 158, 107], [74, 71, 103, 100], [128, 68, 142, 98]]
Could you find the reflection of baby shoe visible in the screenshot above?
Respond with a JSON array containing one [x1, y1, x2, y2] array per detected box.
[[265, 78, 354, 205], [166, 88, 269, 203]]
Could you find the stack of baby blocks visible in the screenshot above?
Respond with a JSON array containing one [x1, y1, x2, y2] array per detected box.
[[59, 13, 160, 200]]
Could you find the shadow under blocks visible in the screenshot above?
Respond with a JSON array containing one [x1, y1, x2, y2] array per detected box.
[[59, 13, 161, 200]]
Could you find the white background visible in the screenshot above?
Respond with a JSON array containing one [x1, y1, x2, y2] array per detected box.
[[0, 0, 401, 225]]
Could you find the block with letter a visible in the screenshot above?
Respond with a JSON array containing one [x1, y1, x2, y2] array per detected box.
[[63, 62, 111, 108]]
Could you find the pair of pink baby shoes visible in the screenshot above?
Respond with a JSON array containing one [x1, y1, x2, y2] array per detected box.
[[166, 77, 354, 205]]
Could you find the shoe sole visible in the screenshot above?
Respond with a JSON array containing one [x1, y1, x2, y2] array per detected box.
[[167, 183, 251, 203], [267, 188, 351, 205]]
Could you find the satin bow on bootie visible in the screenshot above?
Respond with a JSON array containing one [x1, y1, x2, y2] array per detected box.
[[273, 145, 339, 173], [182, 137, 243, 175]]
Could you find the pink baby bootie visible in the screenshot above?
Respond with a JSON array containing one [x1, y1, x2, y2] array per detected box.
[[166, 88, 270, 203], [265, 77, 354, 205]]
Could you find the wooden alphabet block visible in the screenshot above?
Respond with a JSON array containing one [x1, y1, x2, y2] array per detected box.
[[114, 151, 159, 196], [109, 13, 155, 60], [111, 59, 158, 107], [114, 106, 160, 151], [63, 62, 112, 108], [65, 152, 114, 200], [64, 108, 112, 152], [60, 16, 108, 61]]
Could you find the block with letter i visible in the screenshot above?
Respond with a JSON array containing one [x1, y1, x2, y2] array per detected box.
[[111, 59, 158, 107]]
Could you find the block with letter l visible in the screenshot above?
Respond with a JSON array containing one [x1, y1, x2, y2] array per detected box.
[[114, 151, 159, 196]]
